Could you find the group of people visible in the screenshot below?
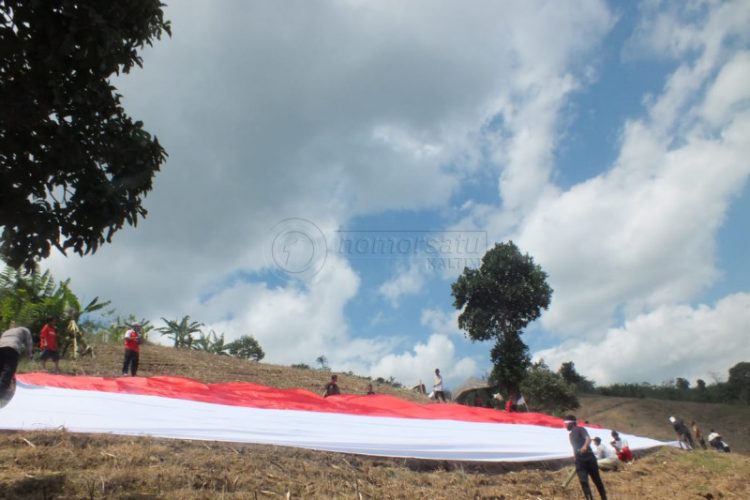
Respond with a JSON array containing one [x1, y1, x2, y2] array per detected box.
[[0, 321, 143, 395], [670, 415, 730, 453], [563, 418, 636, 500], [321, 374, 376, 397], [322, 367, 450, 400]]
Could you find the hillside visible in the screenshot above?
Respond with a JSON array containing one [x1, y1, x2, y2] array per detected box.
[[2, 342, 749, 499]]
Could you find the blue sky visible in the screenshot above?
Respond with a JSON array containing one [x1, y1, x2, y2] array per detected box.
[[44, 0, 750, 389]]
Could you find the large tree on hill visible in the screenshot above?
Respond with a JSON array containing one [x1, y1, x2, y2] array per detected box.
[[451, 241, 552, 393], [0, 1, 170, 270]]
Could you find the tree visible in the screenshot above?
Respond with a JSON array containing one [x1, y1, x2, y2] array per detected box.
[[675, 377, 690, 391], [316, 355, 329, 371], [727, 362, 750, 404], [558, 361, 595, 393], [521, 361, 579, 415], [226, 335, 265, 362], [0, 266, 108, 356], [158, 316, 203, 348], [0, 1, 170, 270], [451, 241, 552, 393], [192, 330, 228, 355]]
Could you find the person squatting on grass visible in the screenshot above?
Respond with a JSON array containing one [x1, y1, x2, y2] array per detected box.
[[591, 437, 621, 471], [0, 326, 33, 391], [610, 430, 634, 463], [122, 324, 142, 377], [565, 415, 608, 500], [323, 374, 340, 397], [39, 318, 60, 372]]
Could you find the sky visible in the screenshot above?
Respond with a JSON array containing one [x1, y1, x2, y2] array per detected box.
[[41, 0, 750, 389]]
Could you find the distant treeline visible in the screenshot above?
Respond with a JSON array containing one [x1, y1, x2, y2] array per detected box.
[[560, 361, 750, 405]]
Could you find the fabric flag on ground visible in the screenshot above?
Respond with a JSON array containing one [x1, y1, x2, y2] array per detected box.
[[1, 374, 668, 462]]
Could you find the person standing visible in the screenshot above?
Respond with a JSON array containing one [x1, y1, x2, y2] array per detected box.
[[122, 324, 142, 377], [564, 415, 608, 500], [433, 368, 446, 403], [39, 318, 61, 372], [0, 326, 34, 391], [691, 421, 707, 450]]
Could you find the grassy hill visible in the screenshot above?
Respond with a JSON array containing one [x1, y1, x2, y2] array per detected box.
[[2, 342, 749, 499]]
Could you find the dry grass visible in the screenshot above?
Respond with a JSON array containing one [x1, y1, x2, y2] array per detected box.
[[1, 431, 748, 499], [4, 341, 749, 499], [18, 342, 428, 402]]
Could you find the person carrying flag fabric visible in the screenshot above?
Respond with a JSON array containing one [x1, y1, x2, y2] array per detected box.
[[564, 415, 608, 500], [122, 324, 142, 377]]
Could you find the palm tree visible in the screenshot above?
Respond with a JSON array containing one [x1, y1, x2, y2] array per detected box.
[[157, 316, 204, 348], [0, 266, 109, 357], [192, 329, 227, 354]]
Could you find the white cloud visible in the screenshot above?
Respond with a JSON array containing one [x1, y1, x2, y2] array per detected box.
[[378, 261, 427, 307], [367, 334, 478, 389], [420, 308, 462, 338], [38, 1, 750, 389], [701, 51, 750, 127], [535, 293, 750, 385], [196, 256, 378, 367], [455, 1, 750, 339]]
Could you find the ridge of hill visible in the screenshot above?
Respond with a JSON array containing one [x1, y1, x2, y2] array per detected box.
[[3, 342, 748, 499]]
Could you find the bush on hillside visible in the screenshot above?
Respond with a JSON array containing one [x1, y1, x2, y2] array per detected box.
[[521, 362, 579, 415], [226, 335, 265, 362]]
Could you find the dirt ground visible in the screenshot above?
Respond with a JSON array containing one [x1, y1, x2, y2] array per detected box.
[[3, 342, 748, 499]]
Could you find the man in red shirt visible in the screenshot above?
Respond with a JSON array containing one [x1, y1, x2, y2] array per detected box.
[[39, 319, 60, 371], [122, 324, 142, 376]]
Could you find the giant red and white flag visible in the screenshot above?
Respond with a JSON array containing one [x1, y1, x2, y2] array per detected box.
[[1, 374, 668, 462]]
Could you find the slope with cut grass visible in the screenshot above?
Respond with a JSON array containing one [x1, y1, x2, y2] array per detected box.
[[2, 341, 748, 499]]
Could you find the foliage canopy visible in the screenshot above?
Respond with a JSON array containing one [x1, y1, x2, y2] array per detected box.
[[226, 335, 265, 362], [452, 242, 552, 391], [521, 361, 579, 415], [0, 0, 170, 269]]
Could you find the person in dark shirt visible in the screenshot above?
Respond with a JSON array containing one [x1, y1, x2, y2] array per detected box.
[[669, 416, 694, 449], [323, 374, 340, 397], [366, 383, 375, 395], [564, 415, 607, 500]]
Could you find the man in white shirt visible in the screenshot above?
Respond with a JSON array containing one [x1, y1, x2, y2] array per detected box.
[[592, 437, 621, 471], [433, 368, 446, 403]]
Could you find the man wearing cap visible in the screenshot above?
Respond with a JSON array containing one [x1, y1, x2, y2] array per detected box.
[[564, 415, 607, 500], [0, 325, 34, 391], [669, 416, 694, 450]]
